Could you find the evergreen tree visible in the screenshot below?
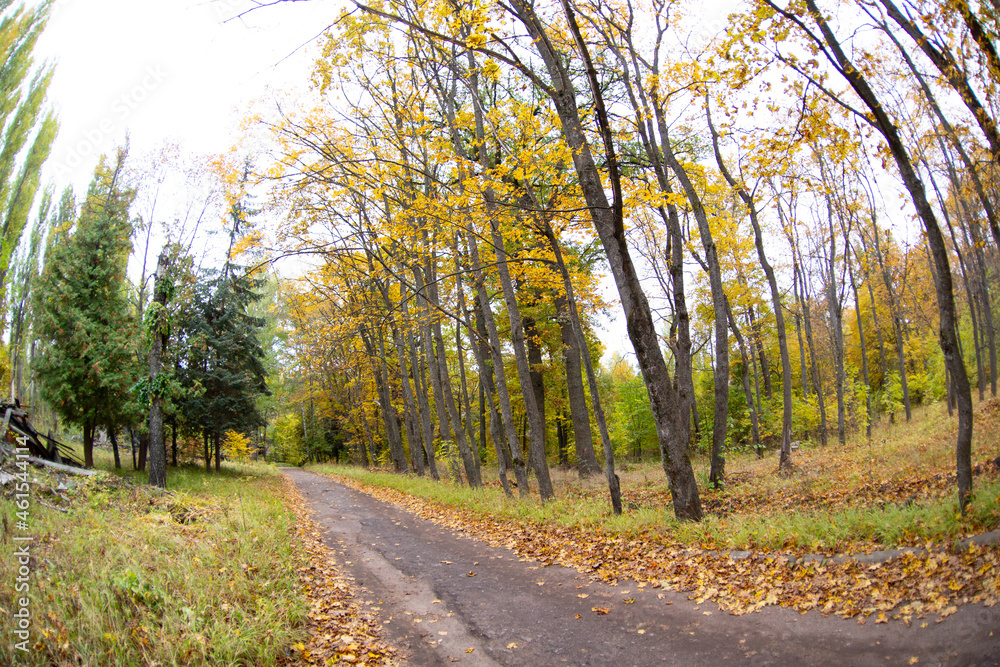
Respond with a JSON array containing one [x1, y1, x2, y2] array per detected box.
[[33, 149, 137, 468], [174, 263, 269, 470]]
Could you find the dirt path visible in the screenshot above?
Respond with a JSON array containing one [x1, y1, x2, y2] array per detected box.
[[283, 469, 1000, 666]]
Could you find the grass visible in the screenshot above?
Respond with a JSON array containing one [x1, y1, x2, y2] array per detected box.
[[0, 448, 307, 666], [310, 397, 1000, 555]]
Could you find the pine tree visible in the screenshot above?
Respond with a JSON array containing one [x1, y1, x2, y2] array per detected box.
[[33, 149, 138, 468]]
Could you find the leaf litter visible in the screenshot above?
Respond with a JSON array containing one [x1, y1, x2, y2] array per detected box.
[[280, 478, 398, 666], [329, 476, 999, 624]]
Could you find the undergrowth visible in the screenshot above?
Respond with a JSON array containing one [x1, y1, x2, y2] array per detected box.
[[0, 452, 307, 666]]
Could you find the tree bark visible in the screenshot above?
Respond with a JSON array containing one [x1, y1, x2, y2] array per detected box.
[[464, 232, 529, 495], [555, 293, 600, 475], [848, 245, 873, 439], [511, 0, 701, 518], [83, 420, 94, 469], [108, 424, 121, 469], [795, 261, 828, 446], [148, 250, 171, 488]]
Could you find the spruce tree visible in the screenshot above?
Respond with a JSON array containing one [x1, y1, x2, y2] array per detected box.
[[173, 263, 269, 470]]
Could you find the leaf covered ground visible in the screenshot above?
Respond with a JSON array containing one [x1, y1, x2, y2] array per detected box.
[[279, 478, 398, 667], [318, 400, 1000, 624], [331, 474, 999, 623]]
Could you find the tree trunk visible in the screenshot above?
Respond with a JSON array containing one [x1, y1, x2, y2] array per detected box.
[[365, 325, 408, 472], [83, 420, 94, 469], [555, 294, 600, 475], [796, 262, 828, 446], [453, 263, 481, 468], [357, 402, 373, 468], [848, 246, 873, 439], [513, 0, 701, 518], [533, 210, 620, 512], [432, 316, 480, 486], [524, 313, 548, 460], [137, 430, 148, 472], [393, 322, 424, 477], [148, 251, 171, 489], [822, 202, 847, 446], [464, 231, 529, 495], [108, 424, 121, 469], [407, 327, 439, 479], [470, 298, 515, 496]]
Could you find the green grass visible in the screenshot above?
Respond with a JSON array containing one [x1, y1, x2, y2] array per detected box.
[[0, 450, 307, 666], [309, 398, 1000, 554]]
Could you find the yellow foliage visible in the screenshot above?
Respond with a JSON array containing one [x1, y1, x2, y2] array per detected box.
[[223, 430, 252, 462]]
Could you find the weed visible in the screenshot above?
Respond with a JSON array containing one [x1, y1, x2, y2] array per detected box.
[[0, 456, 307, 666]]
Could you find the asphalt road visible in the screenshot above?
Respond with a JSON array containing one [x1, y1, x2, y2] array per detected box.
[[283, 468, 1000, 666]]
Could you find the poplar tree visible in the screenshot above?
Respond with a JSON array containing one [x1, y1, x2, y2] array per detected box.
[[0, 1, 58, 317]]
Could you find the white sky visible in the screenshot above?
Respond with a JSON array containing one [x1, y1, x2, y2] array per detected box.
[[25, 0, 874, 366], [35, 0, 345, 196]]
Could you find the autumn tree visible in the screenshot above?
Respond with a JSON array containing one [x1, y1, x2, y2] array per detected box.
[[0, 0, 58, 319]]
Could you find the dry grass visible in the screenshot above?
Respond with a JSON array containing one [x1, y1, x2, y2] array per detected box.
[[0, 454, 307, 666], [317, 396, 1000, 553]]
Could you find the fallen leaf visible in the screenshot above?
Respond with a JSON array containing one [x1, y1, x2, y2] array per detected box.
[[592, 607, 610, 615]]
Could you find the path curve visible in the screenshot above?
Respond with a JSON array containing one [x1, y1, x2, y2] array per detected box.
[[284, 468, 1000, 666]]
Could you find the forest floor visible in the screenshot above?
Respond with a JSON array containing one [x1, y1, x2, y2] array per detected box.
[[289, 397, 1000, 665]]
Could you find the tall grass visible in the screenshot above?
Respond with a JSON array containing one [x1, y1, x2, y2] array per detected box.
[[0, 453, 306, 666]]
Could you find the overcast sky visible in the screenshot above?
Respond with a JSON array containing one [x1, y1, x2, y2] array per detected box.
[[23, 0, 753, 363], [35, 0, 344, 196]]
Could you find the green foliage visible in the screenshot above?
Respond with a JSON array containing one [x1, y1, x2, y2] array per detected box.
[[271, 412, 306, 465], [791, 393, 821, 437], [33, 149, 139, 447], [0, 1, 57, 318], [172, 263, 270, 441], [608, 365, 657, 461]]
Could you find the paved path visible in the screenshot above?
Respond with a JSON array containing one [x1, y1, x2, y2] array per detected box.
[[283, 469, 1000, 666]]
